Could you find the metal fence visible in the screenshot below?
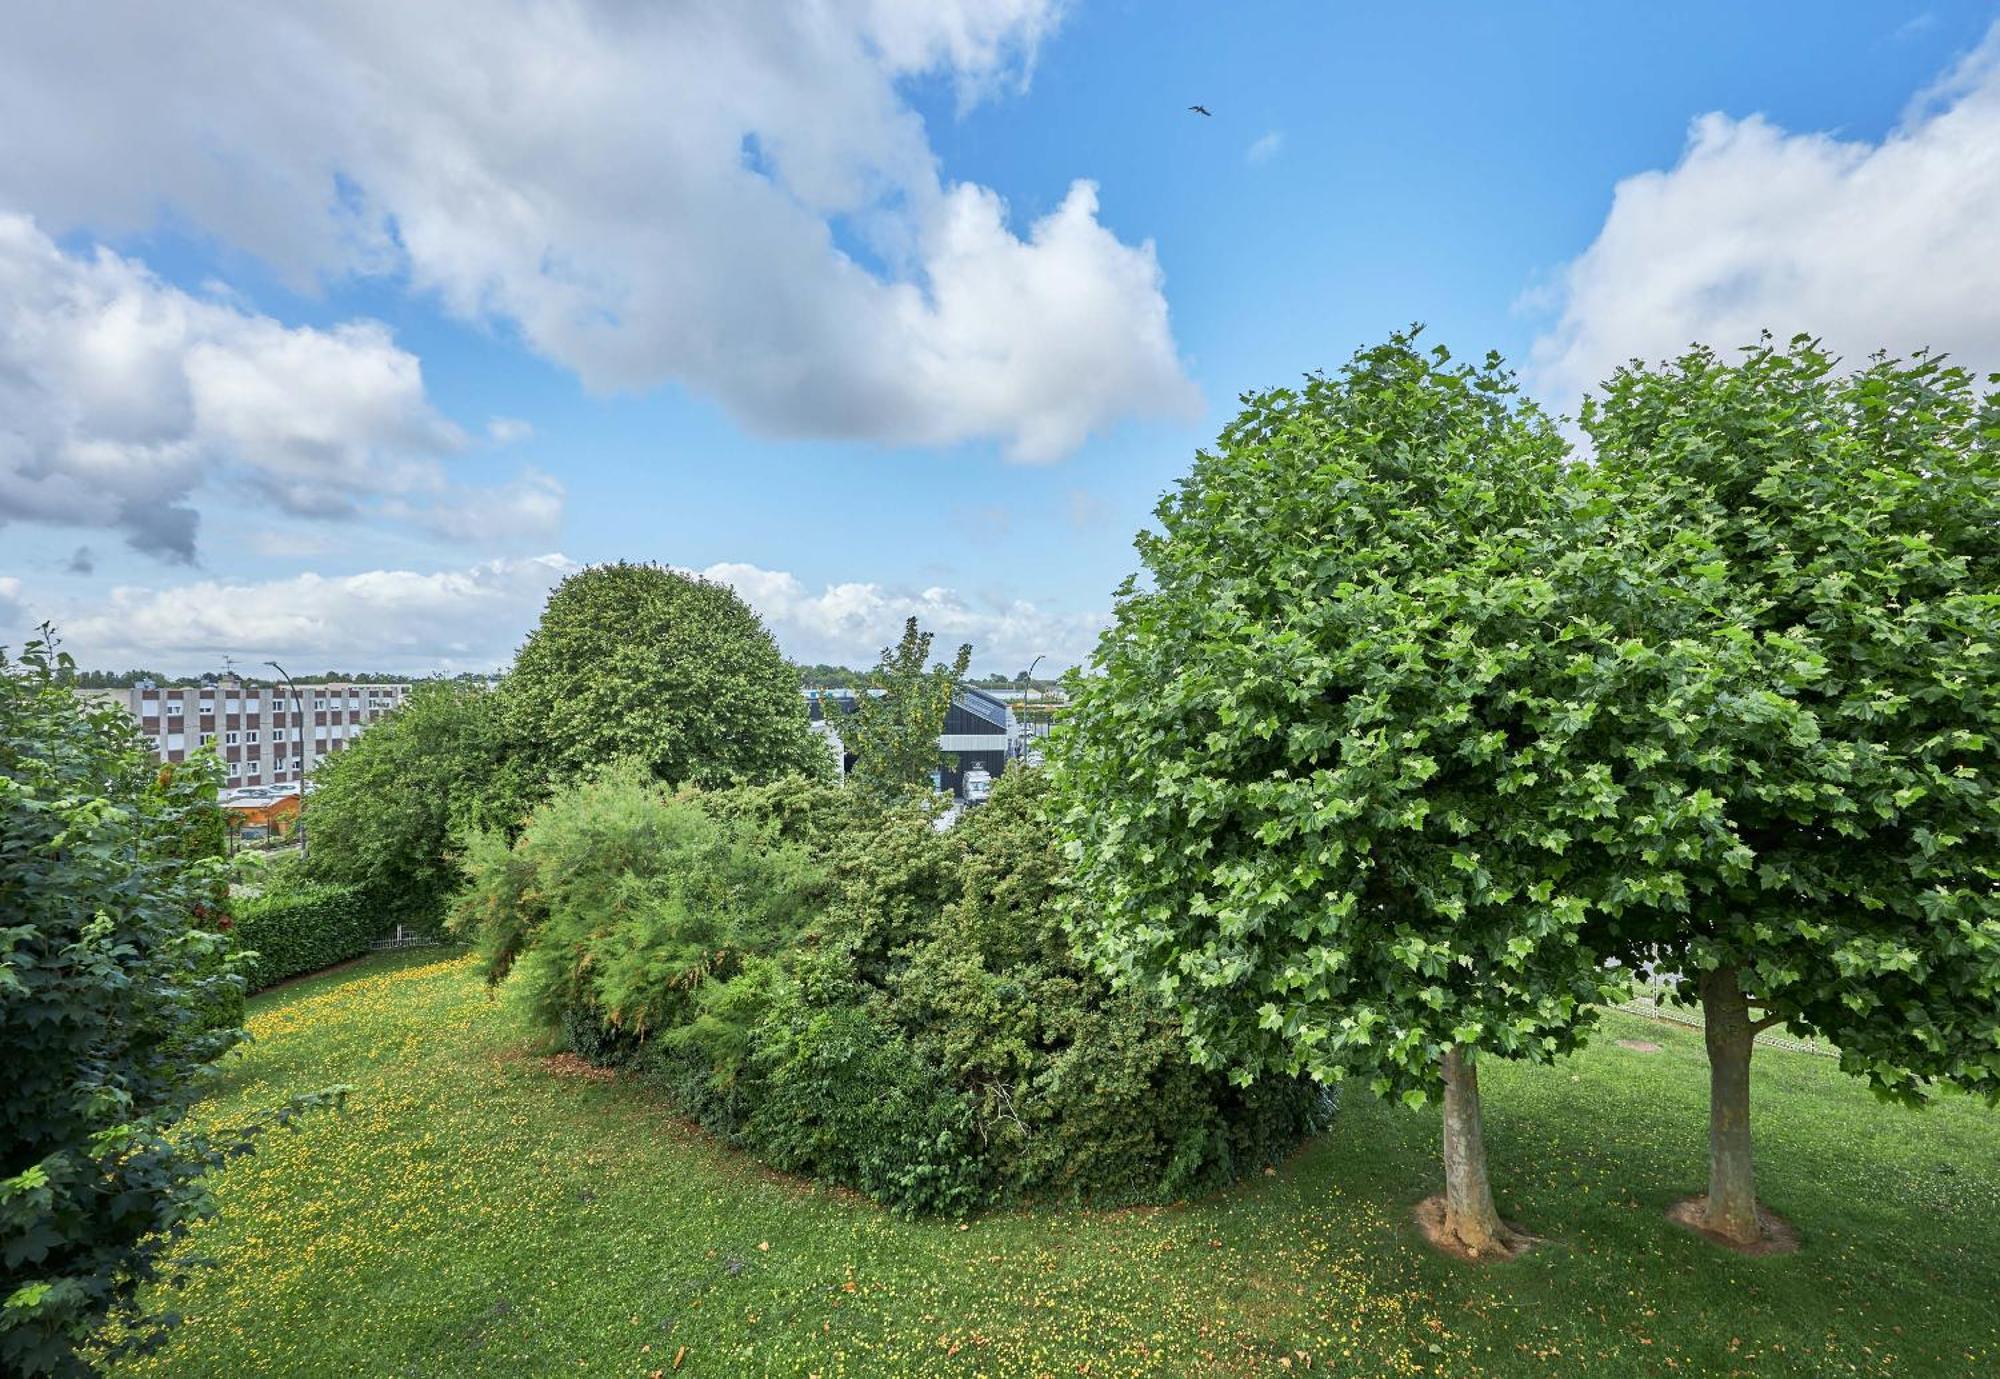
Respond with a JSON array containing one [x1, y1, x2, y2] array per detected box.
[[368, 924, 453, 953], [1608, 975, 1836, 1058]]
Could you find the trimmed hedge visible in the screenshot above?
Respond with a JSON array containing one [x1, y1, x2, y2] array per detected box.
[[231, 881, 381, 991]]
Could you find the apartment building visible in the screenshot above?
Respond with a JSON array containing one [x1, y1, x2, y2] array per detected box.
[[75, 678, 410, 788]]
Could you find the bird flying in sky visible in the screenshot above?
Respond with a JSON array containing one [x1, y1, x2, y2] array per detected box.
[[1188, 104, 1211, 116]]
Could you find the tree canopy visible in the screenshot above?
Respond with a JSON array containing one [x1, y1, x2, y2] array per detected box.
[[501, 562, 824, 797], [302, 679, 509, 929], [1051, 336, 1641, 1254], [832, 617, 972, 799], [1583, 336, 2000, 1243]]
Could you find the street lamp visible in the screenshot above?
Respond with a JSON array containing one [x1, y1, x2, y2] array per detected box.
[[265, 660, 308, 859], [1021, 654, 1046, 758]]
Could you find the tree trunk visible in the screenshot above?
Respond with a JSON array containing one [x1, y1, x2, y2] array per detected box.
[[1441, 1045, 1511, 1256], [1699, 966, 1762, 1244]]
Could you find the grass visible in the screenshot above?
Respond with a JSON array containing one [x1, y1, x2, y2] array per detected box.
[[110, 950, 1999, 1379]]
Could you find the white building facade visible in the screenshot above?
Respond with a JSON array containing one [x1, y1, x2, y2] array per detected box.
[[75, 679, 410, 788]]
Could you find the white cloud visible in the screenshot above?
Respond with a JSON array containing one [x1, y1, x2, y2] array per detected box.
[[1529, 23, 2000, 408], [244, 527, 342, 560], [0, 555, 1102, 676], [388, 470, 567, 544], [0, 577, 23, 634], [699, 561, 1106, 672], [1246, 131, 1284, 165], [15, 555, 579, 675], [0, 1, 1194, 461], [0, 214, 560, 560], [486, 417, 534, 445]]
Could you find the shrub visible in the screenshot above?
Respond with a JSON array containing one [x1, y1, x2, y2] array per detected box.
[[746, 991, 988, 1216], [230, 881, 381, 991], [454, 764, 1327, 1216], [452, 762, 828, 1109], [805, 768, 1329, 1207], [1, 633, 329, 1376]]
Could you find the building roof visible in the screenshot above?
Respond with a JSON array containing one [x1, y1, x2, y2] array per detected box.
[[221, 782, 302, 810], [803, 683, 1011, 731]]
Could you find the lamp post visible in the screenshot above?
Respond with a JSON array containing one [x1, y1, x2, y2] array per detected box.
[[265, 661, 308, 859], [1021, 654, 1046, 759]]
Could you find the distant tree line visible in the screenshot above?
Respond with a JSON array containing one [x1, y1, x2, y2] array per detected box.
[[795, 662, 1064, 691]]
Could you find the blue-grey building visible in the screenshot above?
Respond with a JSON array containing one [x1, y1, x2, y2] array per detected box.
[[804, 683, 1013, 798]]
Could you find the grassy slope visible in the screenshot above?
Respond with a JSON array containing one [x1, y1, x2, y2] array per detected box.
[[112, 951, 1999, 1379]]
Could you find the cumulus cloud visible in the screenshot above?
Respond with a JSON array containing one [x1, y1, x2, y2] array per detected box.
[[0, 1, 1195, 461], [486, 417, 534, 446], [1246, 131, 1284, 165], [698, 561, 1106, 672], [1529, 23, 2000, 408], [0, 214, 560, 560], [22, 555, 580, 674], [389, 470, 567, 544], [0, 555, 1104, 675]]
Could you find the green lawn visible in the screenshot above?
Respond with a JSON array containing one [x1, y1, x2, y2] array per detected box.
[[112, 950, 2000, 1378]]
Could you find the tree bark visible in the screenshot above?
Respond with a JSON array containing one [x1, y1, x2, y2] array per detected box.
[[1441, 1045, 1512, 1256], [1699, 966, 1763, 1244]]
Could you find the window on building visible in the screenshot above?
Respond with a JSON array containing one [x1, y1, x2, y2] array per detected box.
[[165, 702, 183, 717], [245, 730, 260, 743], [224, 731, 240, 746], [166, 732, 186, 751], [198, 733, 214, 746]]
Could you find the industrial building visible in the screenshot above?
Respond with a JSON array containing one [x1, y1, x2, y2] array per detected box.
[[805, 682, 1017, 799]]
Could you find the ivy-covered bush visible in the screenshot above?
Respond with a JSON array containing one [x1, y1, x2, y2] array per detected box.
[[230, 881, 381, 992], [452, 765, 1328, 1215]]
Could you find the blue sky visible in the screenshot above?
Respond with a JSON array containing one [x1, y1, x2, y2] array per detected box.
[[4, 2, 1998, 675]]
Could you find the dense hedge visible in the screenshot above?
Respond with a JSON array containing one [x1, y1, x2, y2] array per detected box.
[[231, 881, 381, 991], [453, 766, 1330, 1215]]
